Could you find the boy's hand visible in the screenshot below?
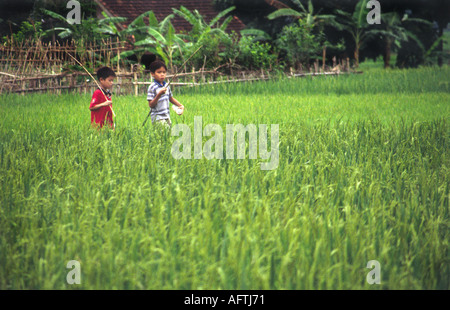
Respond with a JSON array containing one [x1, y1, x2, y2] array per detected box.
[[102, 100, 112, 107], [158, 88, 167, 96], [172, 104, 184, 115]]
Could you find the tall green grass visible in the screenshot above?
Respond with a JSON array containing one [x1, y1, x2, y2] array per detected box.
[[0, 66, 448, 289], [178, 65, 449, 96]]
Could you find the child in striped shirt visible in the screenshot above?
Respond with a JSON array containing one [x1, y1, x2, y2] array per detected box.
[[147, 60, 184, 128]]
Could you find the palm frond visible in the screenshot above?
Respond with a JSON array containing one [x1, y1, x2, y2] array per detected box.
[[128, 11, 153, 28], [405, 31, 425, 52], [166, 23, 175, 46], [240, 29, 271, 40], [95, 26, 117, 36], [160, 14, 175, 34], [267, 8, 303, 20], [134, 38, 157, 46], [219, 16, 233, 32], [209, 6, 235, 27], [41, 9, 68, 23], [291, 0, 306, 13], [308, 0, 314, 14], [173, 6, 199, 27], [148, 28, 166, 44], [44, 27, 72, 38], [147, 12, 160, 28], [424, 35, 444, 58], [354, 0, 369, 29], [98, 13, 127, 26], [404, 17, 433, 27]]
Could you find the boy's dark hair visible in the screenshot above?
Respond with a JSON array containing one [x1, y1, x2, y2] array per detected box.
[[97, 67, 116, 80], [149, 60, 167, 73]]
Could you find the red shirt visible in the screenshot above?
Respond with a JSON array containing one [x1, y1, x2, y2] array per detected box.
[[90, 89, 114, 128]]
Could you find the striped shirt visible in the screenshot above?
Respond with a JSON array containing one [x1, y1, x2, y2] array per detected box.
[[147, 81, 173, 123]]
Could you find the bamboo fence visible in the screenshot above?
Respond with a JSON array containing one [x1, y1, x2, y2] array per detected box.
[[0, 37, 125, 94], [0, 37, 357, 95]]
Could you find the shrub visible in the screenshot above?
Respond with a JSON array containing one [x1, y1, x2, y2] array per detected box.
[[236, 35, 278, 70], [276, 19, 323, 69]]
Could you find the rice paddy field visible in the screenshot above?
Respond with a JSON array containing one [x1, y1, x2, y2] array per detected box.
[[0, 65, 449, 290]]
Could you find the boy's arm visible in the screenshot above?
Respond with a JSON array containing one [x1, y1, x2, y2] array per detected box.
[[169, 97, 183, 108], [90, 100, 112, 111], [90, 90, 112, 111], [148, 88, 167, 108]]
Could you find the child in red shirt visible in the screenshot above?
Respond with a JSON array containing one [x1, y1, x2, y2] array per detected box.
[[90, 67, 116, 129]]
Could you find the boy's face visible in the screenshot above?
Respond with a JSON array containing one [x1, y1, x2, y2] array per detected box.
[[151, 67, 167, 83], [99, 76, 115, 90]]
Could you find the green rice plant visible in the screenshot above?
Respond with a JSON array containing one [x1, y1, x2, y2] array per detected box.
[[0, 66, 448, 289]]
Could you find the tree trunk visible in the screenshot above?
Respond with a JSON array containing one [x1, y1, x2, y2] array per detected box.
[[354, 46, 359, 68], [438, 25, 444, 67], [384, 38, 392, 68], [322, 46, 326, 72]]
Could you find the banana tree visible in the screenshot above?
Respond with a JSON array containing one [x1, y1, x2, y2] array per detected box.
[[118, 11, 184, 70], [135, 21, 185, 69], [172, 6, 235, 68], [41, 8, 81, 40], [267, 0, 336, 31], [172, 5, 236, 39], [376, 12, 431, 68], [41, 8, 122, 42], [96, 12, 127, 38], [333, 0, 381, 68]]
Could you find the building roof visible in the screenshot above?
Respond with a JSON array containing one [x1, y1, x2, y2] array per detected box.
[[94, 0, 246, 33]]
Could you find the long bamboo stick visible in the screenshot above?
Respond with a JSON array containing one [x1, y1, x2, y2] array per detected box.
[[67, 52, 116, 118]]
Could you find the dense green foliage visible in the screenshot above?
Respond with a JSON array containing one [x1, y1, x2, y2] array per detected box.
[[0, 65, 448, 289], [276, 19, 323, 68], [2, 0, 448, 70], [215, 0, 450, 68]]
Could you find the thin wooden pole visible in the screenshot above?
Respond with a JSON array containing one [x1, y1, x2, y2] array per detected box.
[[322, 46, 326, 72], [134, 72, 138, 96]]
